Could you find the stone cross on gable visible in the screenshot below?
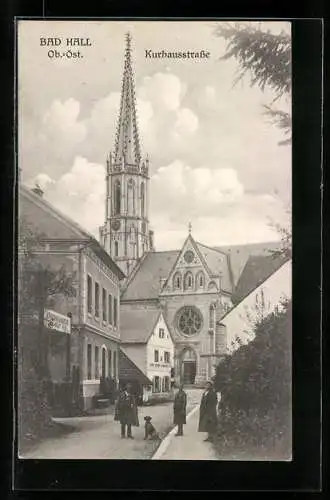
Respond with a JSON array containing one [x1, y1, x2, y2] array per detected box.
[[188, 221, 192, 234]]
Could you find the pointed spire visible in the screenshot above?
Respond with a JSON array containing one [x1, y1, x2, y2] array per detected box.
[[114, 33, 141, 166]]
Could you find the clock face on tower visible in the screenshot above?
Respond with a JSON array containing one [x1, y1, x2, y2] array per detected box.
[[184, 250, 194, 263], [111, 219, 121, 231]]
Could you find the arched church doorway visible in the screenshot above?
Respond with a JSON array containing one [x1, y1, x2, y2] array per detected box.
[[181, 347, 197, 385]]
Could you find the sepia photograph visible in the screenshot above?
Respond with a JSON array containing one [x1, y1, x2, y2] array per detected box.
[[17, 20, 292, 461]]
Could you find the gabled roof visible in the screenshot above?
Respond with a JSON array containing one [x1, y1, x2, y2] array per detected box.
[[196, 242, 232, 292], [232, 253, 290, 305], [121, 250, 179, 300], [19, 185, 125, 280], [214, 241, 281, 287], [120, 307, 162, 343], [119, 349, 152, 386]]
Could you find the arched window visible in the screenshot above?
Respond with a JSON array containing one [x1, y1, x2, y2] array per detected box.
[[184, 271, 193, 290], [101, 347, 107, 379], [209, 304, 216, 329], [173, 272, 182, 289], [196, 271, 205, 289], [114, 241, 119, 257], [140, 182, 145, 217], [127, 178, 135, 215], [114, 180, 121, 215], [208, 280, 217, 291]]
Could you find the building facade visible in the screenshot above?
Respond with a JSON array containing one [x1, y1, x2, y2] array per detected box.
[[120, 308, 174, 401], [219, 258, 292, 354], [19, 185, 125, 410]]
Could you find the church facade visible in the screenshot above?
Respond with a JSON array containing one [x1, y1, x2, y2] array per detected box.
[[99, 34, 282, 387]]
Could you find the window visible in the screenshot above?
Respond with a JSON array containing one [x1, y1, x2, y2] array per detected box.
[[114, 180, 121, 215], [108, 294, 113, 325], [87, 344, 92, 380], [95, 282, 100, 317], [127, 178, 135, 215], [162, 376, 170, 392], [173, 272, 181, 289], [197, 272, 204, 288], [140, 182, 145, 217], [154, 350, 159, 362], [164, 351, 170, 364], [159, 328, 165, 338], [102, 347, 106, 378], [177, 306, 203, 336], [114, 241, 119, 257], [209, 304, 215, 329], [108, 349, 112, 377], [113, 350, 117, 379], [153, 376, 160, 393], [114, 297, 118, 327], [87, 275, 92, 314], [95, 346, 99, 379], [184, 272, 193, 290], [102, 288, 107, 322]]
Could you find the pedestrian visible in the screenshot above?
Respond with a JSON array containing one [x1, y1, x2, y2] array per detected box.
[[114, 383, 139, 439], [198, 380, 218, 442], [173, 384, 187, 436]]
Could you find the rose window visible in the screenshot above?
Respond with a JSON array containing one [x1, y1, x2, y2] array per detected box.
[[177, 306, 203, 336]]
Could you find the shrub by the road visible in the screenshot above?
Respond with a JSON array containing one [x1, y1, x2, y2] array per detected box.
[[214, 299, 292, 459]]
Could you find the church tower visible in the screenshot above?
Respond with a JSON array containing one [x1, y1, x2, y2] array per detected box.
[[100, 33, 153, 277]]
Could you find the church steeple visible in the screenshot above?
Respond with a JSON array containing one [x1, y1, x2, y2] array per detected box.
[[114, 32, 141, 166], [99, 33, 154, 277]]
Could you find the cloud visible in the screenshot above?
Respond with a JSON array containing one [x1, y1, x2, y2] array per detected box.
[[36, 156, 105, 237], [19, 21, 291, 252], [138, 72, 185, 111]]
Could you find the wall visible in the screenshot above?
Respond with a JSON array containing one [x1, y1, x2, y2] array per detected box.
[[81, 329, 120, 409], [221, 260, 292, 353], [162, 293, 224, 382], [82, 250, 121, 342], [146, 313, 174, 392]]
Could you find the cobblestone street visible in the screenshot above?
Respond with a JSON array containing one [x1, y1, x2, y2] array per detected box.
[[21, 389, 203, 460]]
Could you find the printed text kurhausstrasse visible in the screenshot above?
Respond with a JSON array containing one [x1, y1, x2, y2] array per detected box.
[[145, 49, 210, 59]]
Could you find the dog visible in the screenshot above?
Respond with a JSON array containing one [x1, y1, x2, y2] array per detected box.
[[144, 416, 160, 440]]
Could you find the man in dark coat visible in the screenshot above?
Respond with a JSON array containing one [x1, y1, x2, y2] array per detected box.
[[173, 384, 187, 436], [198, 381, 218, 442], [114, 383, 139, 438]]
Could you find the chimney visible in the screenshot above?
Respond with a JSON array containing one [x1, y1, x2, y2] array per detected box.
[[32, 183, 44, 197]]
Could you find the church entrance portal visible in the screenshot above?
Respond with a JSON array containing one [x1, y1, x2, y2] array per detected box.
[[183, 361, 196, 385], [181, 347, 197, 385]]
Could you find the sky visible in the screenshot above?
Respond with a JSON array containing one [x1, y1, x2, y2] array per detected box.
[[18, 20, 291, 251]]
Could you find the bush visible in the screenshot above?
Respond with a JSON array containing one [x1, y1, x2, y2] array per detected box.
[[214, 300, 292, 458], [18, 362, 53, 448]]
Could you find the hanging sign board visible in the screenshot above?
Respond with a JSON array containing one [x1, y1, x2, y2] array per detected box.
[[44, 309, 71, 334]]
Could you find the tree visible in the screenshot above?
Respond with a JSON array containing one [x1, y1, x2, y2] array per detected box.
[[18, 217, 77, 447], [214, 299, 292, 458], [214, 22, 291, 145], [268, 208, 292, 259]]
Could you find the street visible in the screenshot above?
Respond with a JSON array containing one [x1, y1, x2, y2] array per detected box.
[[20, 388, 206, 460]]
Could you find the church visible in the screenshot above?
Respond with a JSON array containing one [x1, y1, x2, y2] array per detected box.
[[99, 33, 283, 387]]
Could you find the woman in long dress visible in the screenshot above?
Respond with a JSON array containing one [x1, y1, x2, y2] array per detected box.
[[198, 381, 218, 442]]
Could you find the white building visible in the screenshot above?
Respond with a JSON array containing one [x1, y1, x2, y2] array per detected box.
[[218, 257, 292, 354], [120, 308, 174, 402]]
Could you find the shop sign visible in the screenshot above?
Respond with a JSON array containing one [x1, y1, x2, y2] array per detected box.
[[44, 309, 71, 334]]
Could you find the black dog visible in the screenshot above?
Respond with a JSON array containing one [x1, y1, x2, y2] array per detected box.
[[144, 416, 160, 440]]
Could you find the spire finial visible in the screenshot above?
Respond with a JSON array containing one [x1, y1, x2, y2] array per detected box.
[[113, 32, 141, 165], [188, 221, 192, 234], [126, 32, 132, 51]]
